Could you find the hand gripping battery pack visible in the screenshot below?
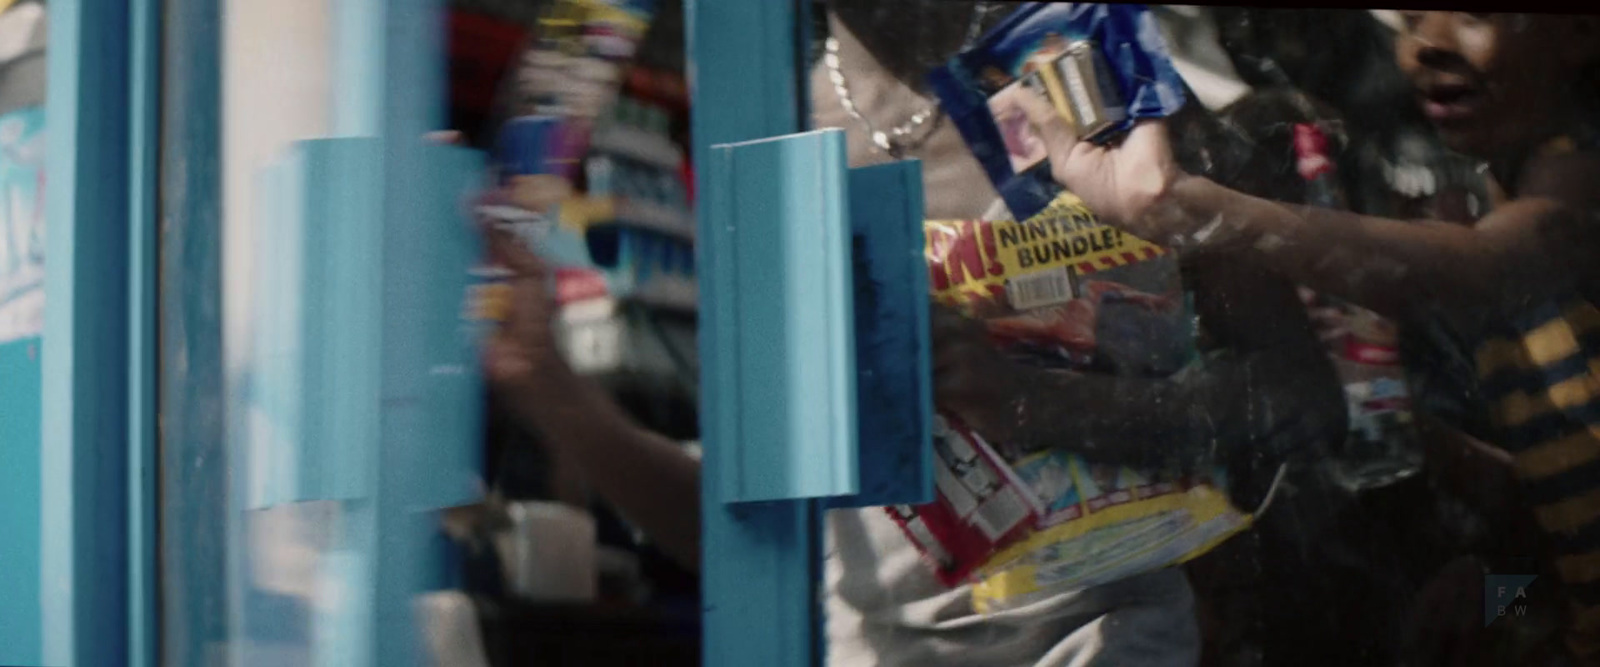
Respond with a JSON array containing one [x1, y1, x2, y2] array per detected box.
[[928, 3, 1188, 222]]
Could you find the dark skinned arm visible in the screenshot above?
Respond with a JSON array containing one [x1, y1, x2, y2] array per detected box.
[[484, 227, 702, 573], [1153, 168, 1598, 327], [1014, 89, 1600, 328]]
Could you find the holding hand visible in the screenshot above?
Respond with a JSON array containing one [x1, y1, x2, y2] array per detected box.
[[931, 302, 1024, 443], [1012, 88, 1190, 243], [480, 222, 567, 392]]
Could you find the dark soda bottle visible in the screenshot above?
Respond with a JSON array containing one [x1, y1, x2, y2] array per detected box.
[[1293, 123, 1423, 492]]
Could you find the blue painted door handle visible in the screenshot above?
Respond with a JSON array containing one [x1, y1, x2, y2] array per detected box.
[[705, 129, 932, 508]]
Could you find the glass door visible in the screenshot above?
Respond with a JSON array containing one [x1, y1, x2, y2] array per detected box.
[[714, 3, 1600, 667], [158, 0, 486, 665]]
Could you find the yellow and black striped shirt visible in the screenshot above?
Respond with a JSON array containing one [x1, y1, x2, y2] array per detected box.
[[1477, 296, 1600, 659]]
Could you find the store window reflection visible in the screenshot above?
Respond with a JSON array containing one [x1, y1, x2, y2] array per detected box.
[[804, 4, 1598, 667], [146, 2, 1600, 666]]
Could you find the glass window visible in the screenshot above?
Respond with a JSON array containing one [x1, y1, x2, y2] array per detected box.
[[805, 4, 1597, 666]]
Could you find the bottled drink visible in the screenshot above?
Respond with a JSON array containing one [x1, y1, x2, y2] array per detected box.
[[1293, 123, 1424, 492]]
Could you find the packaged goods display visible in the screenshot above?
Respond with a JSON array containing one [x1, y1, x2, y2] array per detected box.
[[474, 0, 695, 386]]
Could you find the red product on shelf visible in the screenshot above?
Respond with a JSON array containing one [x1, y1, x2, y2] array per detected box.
[[678, 161, 693, 207], [448, 11, 529, 137]]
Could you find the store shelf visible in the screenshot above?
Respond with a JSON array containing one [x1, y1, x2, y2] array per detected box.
[[574, 196, 694, 241], [612, 198, 695, 240], [627, 275, 698, 313], [589, 125, 684, 170]]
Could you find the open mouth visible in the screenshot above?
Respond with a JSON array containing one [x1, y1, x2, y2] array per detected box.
[[1420, 83, 1485, 122]]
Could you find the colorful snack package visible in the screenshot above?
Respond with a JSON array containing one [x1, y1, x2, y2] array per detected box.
[[928, 3, 1187, 221], [889, 193, 1269, 609], [926, 194, 1194, 378]]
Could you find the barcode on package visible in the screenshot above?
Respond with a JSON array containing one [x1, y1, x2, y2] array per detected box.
[[971, 486, 1031, 542], [1008, 267, 1078, 310]]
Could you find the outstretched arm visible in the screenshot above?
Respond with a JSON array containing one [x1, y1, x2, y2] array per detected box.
[[935, 256, 1345, 475], [1150, 174, 1590, 325], [1014, 90, 1600, 327], [484, 227, 702, 572]]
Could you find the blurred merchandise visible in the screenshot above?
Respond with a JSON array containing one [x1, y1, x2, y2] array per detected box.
[[495, 501, 599, 603], [478, 13, 695, 398], [448, 10, 533, 146], [456, 3, 701, 664], [417, 590, 494, 667], [928, 3, 1190, 220], [1291, 121, 1425, 493]]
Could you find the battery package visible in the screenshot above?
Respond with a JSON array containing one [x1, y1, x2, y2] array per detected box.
[[928, 3, 1188, 221]]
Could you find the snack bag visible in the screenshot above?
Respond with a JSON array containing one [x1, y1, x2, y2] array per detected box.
[[927, 194, 1194, 377], [888, 194, 1261, 611], [928, 3, 1187, 221]]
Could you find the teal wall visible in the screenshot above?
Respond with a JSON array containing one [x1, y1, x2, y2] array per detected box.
[[0, 339, 42, 665]]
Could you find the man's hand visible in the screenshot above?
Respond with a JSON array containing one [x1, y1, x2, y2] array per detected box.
[[481, 223, 566, 392], [1014, 88, 1188, 242], [931, 302, 1024, 442], [476, 211, 703, 573]]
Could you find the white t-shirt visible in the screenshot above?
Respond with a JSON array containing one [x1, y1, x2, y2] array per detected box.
[[822, 508, 1200, 667]]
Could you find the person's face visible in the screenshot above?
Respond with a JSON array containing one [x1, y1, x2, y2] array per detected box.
[[1394, 12, 1593, 159]]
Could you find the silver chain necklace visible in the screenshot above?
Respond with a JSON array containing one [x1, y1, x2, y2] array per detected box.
[[824, 4, 991, 158]]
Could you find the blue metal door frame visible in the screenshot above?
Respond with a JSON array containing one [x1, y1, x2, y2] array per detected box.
[[691, 1, 933, 665], [158, 0, 226, 666], [14, 2, 931, 666], [688, 1, 819, 664], [127, 0, 163, 665], [40, 0, 129, 664], [32, 0, 162, 665], [160, 0, 485, 665]]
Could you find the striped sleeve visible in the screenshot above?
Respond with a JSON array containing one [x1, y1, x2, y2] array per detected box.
[[1476, 299, 1600, 659]]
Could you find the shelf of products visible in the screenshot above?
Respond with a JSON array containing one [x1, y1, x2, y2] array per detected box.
[[446, 2, 700, 664]]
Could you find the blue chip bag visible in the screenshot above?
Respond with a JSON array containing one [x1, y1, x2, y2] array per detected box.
[[928, 3, 1187, 221]]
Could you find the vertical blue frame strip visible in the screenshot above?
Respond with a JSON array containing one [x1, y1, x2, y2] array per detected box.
[[159, 0, 228, 664], [128, 0, 162, 663], [41, 0, 133, 665], [367, 0, 490, 665], [690, 1, 819, 666]]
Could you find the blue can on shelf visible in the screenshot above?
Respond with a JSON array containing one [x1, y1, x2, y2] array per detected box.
[[494, 115, 564, 177]]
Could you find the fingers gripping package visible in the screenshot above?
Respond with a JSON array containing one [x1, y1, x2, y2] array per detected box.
[[900, 196, 1258, 612], [927, 3, 1187, 221]]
